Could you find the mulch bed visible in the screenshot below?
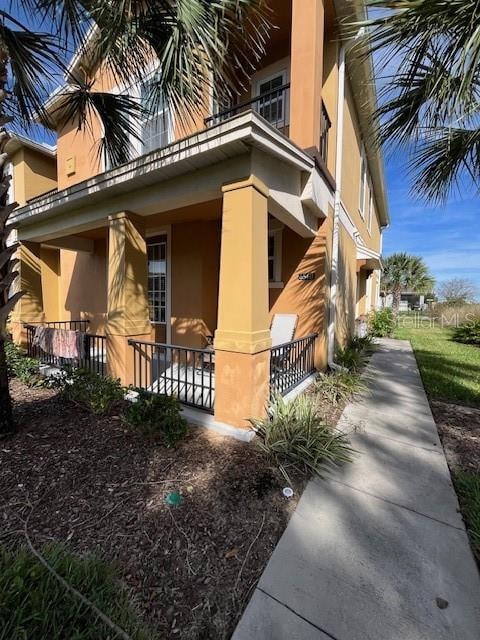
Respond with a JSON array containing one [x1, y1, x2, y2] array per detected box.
[[431, 400, 480, 474], [1, 380, 305, 639]]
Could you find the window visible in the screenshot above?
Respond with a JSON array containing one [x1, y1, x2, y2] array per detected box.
[[268, 228, 283, 286], [140, 74, 171, 154], [256, 72, 288, 127], [359, 146, 367, 216], [147, 237, 167, 323], [367, 190, 373, 234]]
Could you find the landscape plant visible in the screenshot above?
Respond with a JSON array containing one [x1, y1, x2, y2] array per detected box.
[[358, 0, 480, 203], [123, 389, 188, 447], [369, 307, 395, 337], [314, 370, 366, 407], [250, 394, 354, 484], [0, 544, 151, 640], [452, 320, 480, 346], [4, 340, 41, 386], [59, 369, 124, 416], [0, 0, 271, 435]]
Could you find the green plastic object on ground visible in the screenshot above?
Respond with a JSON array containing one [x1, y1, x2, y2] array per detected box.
[[165, 491, 183, 507]]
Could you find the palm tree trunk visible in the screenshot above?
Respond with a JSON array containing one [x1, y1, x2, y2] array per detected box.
[[0, 335, 13, 434], [0, 49, 20, 435], [392, 288, 402, 318]]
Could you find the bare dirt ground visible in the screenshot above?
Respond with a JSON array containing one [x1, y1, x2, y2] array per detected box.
[[1, 380, 305, 639], [431, 400, 480, 474]]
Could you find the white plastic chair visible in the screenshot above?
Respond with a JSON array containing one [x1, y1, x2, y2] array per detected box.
[[270, 314, 298, 347]]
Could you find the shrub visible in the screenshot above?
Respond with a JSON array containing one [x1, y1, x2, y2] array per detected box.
[[452, 320, 480, 346], [123, 390, 188, 447], [250, 394, 354, 483], [335, 345, 366, 371], [349, 334, 373, 352], [4, 340, 41, 386], [0, 544, 150, 640], [314, 371, 366, 406], [368, 308, 395, 337], [60, 369, 124, 415]]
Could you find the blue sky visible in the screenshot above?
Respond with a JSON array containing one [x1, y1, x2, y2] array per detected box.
[[382, 154, 480, 292]]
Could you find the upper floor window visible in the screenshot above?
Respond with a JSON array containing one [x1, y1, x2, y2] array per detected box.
[[140, 75, 172, 155], [367, 189, 373, 234], [359, 145, 367, 217], [255, 69, 289, 129]]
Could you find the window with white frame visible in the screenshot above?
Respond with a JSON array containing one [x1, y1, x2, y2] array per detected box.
[[268, 228, 283, 285], [147, 236, 167, 324], [256, 71, 288, 128], [359, 146, 367, 217], [140, 72, 172, 154], [367, 189, 373, 234]]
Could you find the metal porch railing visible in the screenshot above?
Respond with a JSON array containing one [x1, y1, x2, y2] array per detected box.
[[25, 321, 106, 376], [270, 333, 318, 398], [128, 339, 215, 413]]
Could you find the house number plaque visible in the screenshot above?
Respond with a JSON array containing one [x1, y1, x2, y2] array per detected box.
[[298, 273, 315, 281]]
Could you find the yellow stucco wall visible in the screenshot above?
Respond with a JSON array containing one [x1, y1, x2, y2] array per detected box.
[[57, 241, 108, 333], [341, 77, 382, 253], [336, 225, 357, 346], [11, 148, 57, 206]]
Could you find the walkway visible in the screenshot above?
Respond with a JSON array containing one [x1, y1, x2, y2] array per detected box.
[[233, 338, 480, 640]]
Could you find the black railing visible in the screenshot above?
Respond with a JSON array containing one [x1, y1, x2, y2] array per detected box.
[[320, 101, 331, 166], [26, 187, 58, 205], [270, 333, 318, 398], [25, 323, 106, 376], [205, 83, 290, 131], [128, 339, 215, 413], [27, 320, 90, 332]]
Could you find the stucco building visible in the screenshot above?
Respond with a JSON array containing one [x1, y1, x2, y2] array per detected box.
[[10, 0, 388, 437]]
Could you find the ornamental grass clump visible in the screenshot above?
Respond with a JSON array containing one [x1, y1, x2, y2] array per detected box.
[[314, 370, 367, 407], [250, 394, 354, 484]]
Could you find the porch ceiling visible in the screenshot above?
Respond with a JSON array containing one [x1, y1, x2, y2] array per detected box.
[[11, 111, 332, 243]]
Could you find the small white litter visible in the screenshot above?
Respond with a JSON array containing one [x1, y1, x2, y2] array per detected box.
[[282, 487, 294, 499]]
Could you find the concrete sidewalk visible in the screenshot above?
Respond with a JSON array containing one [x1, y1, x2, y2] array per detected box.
[[233, 339, 480, 640]]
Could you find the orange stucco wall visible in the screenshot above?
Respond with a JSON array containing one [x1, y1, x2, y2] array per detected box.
[[170, 219, 220, 348], [269, 214, 332, 370]]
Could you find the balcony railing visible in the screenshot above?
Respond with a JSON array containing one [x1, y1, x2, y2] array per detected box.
[[270, 333, 318, 398], [128, 339, 215, 413], [25, 321, 106, 376], [205, 83, 290, 131]]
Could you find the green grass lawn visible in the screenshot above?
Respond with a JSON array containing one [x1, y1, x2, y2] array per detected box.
[[393, 324, 480, 407]]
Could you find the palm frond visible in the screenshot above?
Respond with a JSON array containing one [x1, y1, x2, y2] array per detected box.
[[0, 11, 60, 122], [52, 83, 145, 168], [351, 0, 480, 202], [412, 127, 480, 203]]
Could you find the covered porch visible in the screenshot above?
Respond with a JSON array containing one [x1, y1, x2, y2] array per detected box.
[[10, 112, 333, 432]]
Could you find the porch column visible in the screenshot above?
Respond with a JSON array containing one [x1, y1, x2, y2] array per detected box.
[[106, 212, 151, 385], [289, 0, 325, 151], [10, 242, 44, 345], [214, 177, 271, 429]]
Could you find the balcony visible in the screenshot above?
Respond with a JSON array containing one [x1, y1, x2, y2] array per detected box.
[[205, 83, 291, 136], [205, 85, 331, 167]]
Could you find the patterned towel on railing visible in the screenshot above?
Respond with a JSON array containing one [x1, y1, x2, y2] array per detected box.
[[52, 329, 86, 360], [33, 326, 55, 354]]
